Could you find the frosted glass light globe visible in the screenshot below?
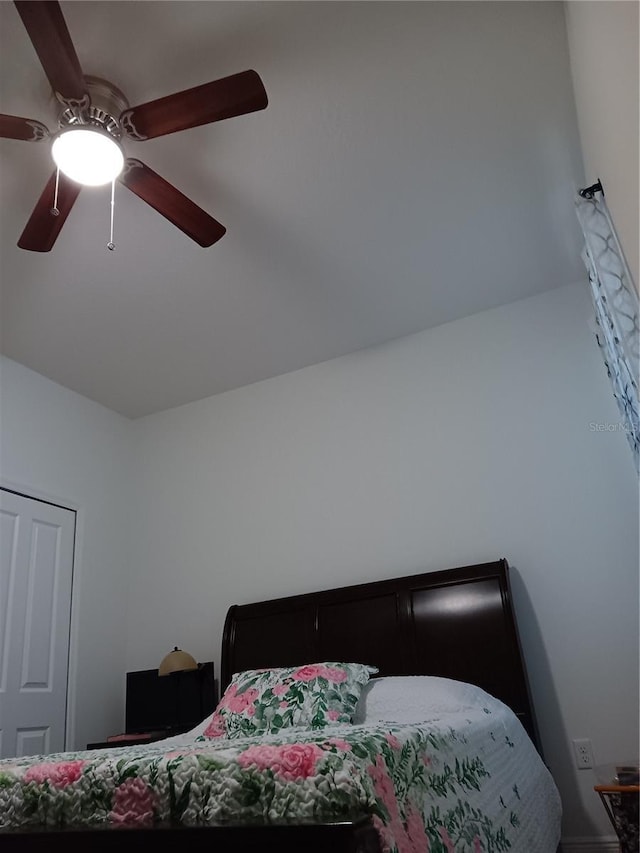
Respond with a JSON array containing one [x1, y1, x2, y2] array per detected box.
[[52, 128, 124, 186]]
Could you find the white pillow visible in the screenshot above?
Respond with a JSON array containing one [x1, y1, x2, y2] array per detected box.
[[352, 675, 498, 724]]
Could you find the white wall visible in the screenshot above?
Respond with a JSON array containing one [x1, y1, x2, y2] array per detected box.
[[128, 282, 638, 843], [565, 0, 639, 289], [0, 356, 133, 750], [2, 281, 636, 843]]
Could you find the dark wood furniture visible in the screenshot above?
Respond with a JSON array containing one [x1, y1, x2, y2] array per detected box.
[[1, 558, 541, 852], [125, 661, 217, 733], [86, 661, 217, 749], [222, 557, 540, 751], [2, 816, 381, 853]]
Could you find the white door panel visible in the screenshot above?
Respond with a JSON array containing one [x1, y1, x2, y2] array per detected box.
[[0, 489, 76, 758]]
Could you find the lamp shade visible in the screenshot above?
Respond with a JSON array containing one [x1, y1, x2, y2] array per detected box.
[[51, 127, 124, 186], [158, 646, 198, 677]]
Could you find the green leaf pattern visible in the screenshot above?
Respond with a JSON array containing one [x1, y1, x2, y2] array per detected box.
[[201, 663, 377, 739], [0, 711, 557, 851]]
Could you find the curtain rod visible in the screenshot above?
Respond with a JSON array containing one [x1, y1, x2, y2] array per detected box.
[[578, 179, 604, 200]]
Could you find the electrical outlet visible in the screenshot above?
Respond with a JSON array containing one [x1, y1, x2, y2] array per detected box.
[[573, 738, 594, 769]]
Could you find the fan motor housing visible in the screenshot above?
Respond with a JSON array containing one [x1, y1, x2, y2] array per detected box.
[[55, 76, 129, 138]]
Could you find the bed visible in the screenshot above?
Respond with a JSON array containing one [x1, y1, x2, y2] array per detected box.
[[0, 558, 562, 851]]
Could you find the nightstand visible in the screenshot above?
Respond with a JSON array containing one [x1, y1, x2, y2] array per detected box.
[[86, 727, 190, 750], [86, 661, 217, 750]]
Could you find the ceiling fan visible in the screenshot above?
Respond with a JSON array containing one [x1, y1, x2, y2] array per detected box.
[[0, 0, 268, 251]]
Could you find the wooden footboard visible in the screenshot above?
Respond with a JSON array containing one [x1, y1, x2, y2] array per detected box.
[[2, 816, 381, 853]]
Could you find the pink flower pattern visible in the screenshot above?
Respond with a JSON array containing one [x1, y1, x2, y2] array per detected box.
[[23, 760, 85, 788], [372, 813, 395, 853], [238, 742, 324, 781], [368, 754, 428, 853], [199, 662, 374, 739], [223, 684, 260, 714], [203, 712, 226, 739], [292, 664, 325, 682], [324, 738, 352, 752], [292, 664, 348, 684], [109, 777, 155, 826], [3, 720, 512, 850], [406, 803, 429, 851], [321, 666, 348, 684], [438, 826, 456, 852]]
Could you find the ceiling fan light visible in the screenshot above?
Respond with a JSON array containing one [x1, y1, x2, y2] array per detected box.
[[52, 128, 124, 187]]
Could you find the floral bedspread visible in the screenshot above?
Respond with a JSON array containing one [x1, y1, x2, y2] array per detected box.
[[0, 703, 561, 852]]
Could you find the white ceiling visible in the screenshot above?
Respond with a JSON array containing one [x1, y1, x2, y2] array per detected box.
[[0, 1, 585, 419]]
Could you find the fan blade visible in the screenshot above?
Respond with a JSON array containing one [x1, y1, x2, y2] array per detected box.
[[18, 171, 81, 252], [14, 0, 87, 103], [0, 114, 49, 141], [120, 70, 267, 141], [119, 159, 226, 247]]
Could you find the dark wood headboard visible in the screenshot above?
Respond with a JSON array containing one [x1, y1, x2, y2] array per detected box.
[[221, 558, 541, 750]]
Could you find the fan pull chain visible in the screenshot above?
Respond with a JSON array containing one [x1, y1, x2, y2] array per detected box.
[[51, 168, 60, 217], [107, 179, 115, 251]]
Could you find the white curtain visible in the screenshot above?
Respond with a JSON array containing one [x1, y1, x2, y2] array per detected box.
[[575, 190, 639, 472]]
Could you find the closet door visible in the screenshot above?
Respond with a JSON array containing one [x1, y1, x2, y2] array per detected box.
[[0, 488, 76, 758]]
